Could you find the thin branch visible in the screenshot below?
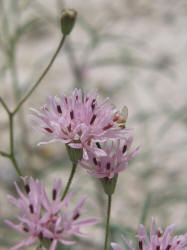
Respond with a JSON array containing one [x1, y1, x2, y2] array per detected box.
[[104, 195, 112, 250], [0, 97, 10, 115], [13, 35, 66, 115], [0, 151, 10, 158], [61, 163, 77, 200]]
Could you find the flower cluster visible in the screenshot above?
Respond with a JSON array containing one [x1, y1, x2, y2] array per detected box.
[[111, 218, 187, 250], [5, 177, 98, 250], [80, 137, 139, 179], [30, 89, 129, 160]]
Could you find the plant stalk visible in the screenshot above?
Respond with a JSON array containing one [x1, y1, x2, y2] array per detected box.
[[61, 163, 77, 200], [104, 195, 112, 250], [13, 35, 67, 115]]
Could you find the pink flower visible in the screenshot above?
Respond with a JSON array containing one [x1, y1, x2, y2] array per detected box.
[[80, 137, 139, 179], [111, 218, 187, 250], [30, 88, 129, 160], [5, 177, 98, 250], [5, 177, 44, 250]]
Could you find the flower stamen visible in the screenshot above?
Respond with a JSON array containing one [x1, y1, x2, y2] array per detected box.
[[45, 128, 53, 133], [57, 105, 62, 114], [70, 110, 74, 119], [90, 114, 97, 125]]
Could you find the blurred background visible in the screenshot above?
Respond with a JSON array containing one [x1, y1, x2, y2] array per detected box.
[[1, 0, 187, 249]]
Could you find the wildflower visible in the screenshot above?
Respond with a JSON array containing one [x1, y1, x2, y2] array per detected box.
[[5, 177, 98, 250], [111, 218, 187, 250], [80, 137, 139, 179], [30, 88, 129, 160], [80, 137, 139, 195]]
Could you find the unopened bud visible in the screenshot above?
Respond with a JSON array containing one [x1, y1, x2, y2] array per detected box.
[[60, 9, 77, 35]]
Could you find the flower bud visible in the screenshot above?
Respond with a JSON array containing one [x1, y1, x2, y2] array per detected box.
[[100, 174, 118, 196], [60, 9, 77, 35], [66, 144, 83, 164]]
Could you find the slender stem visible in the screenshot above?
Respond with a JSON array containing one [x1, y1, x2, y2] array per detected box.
[[9, 114, 22, 177], [0, 151, 10, 158], [0, 97, 22, 176], [13, 35, 67, 115], [140, 193, 151, 225], [61, 163, 77, 200], [9, 114, 14, 155], [104, 195, 112, 250], [0, 97, 10, 114], [11, 155, 22, 177], [0, 35, 67, 178]]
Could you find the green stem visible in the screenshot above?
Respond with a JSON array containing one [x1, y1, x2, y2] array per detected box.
[[13, 35, 67, 115], [104, 195, 112, 250], [9, 114, 14, 155], [11, 155, 22, 177], [0, 97, 10, 114], [140, 193, 151, 225], [0, 98, 22, 176], [9, 114, 22, 177], [61, 163, 77, 200], [0, 151, 10, 158]]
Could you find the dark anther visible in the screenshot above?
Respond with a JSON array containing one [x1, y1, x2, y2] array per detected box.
[[166, 245, 171, 250], [157, 230, 162, 237], [139, 241, 143, 250], [23, 227, 29, 232], [29, 204, 34, 214], [91, 99, 96, 110], [103, 124, 113, 130], [73, 213, 80, 220], [76, 95, 78, 100], [106, 162, 111, 170], [45, 128, 53, 133], [25, 184, 30, 194], [122, 145, 127, 154], [65, 97, 68, 104], [52, 189, 57, 200], [57, 105, 62, 113], [70, 110, 74, 119], [93, 157, 98, 165], [96, 142, 101, 149], [38, 232, 43, 240], [90, 114, 97, 125], [67, 124, 71, 132], [156, 246, 160, 250]]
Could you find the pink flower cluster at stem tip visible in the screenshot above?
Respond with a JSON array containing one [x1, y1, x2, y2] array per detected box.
[[5, 177, 98, 250], [30, 88, 129, 160], [111, 218, 187, 250], [80, 137, 139, 179]]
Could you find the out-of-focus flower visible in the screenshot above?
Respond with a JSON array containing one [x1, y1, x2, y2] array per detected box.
[[80, 137, 139, 179], [30, 88, 129, 160], [111, 218, 187, 250], [5, 177, 98, 250]]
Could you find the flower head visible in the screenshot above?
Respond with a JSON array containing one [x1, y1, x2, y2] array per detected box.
[[80, 136, 139, 179], [111, 218, 187, 250], [5, 177, 98, 250], [30, 89, 128, 160]]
